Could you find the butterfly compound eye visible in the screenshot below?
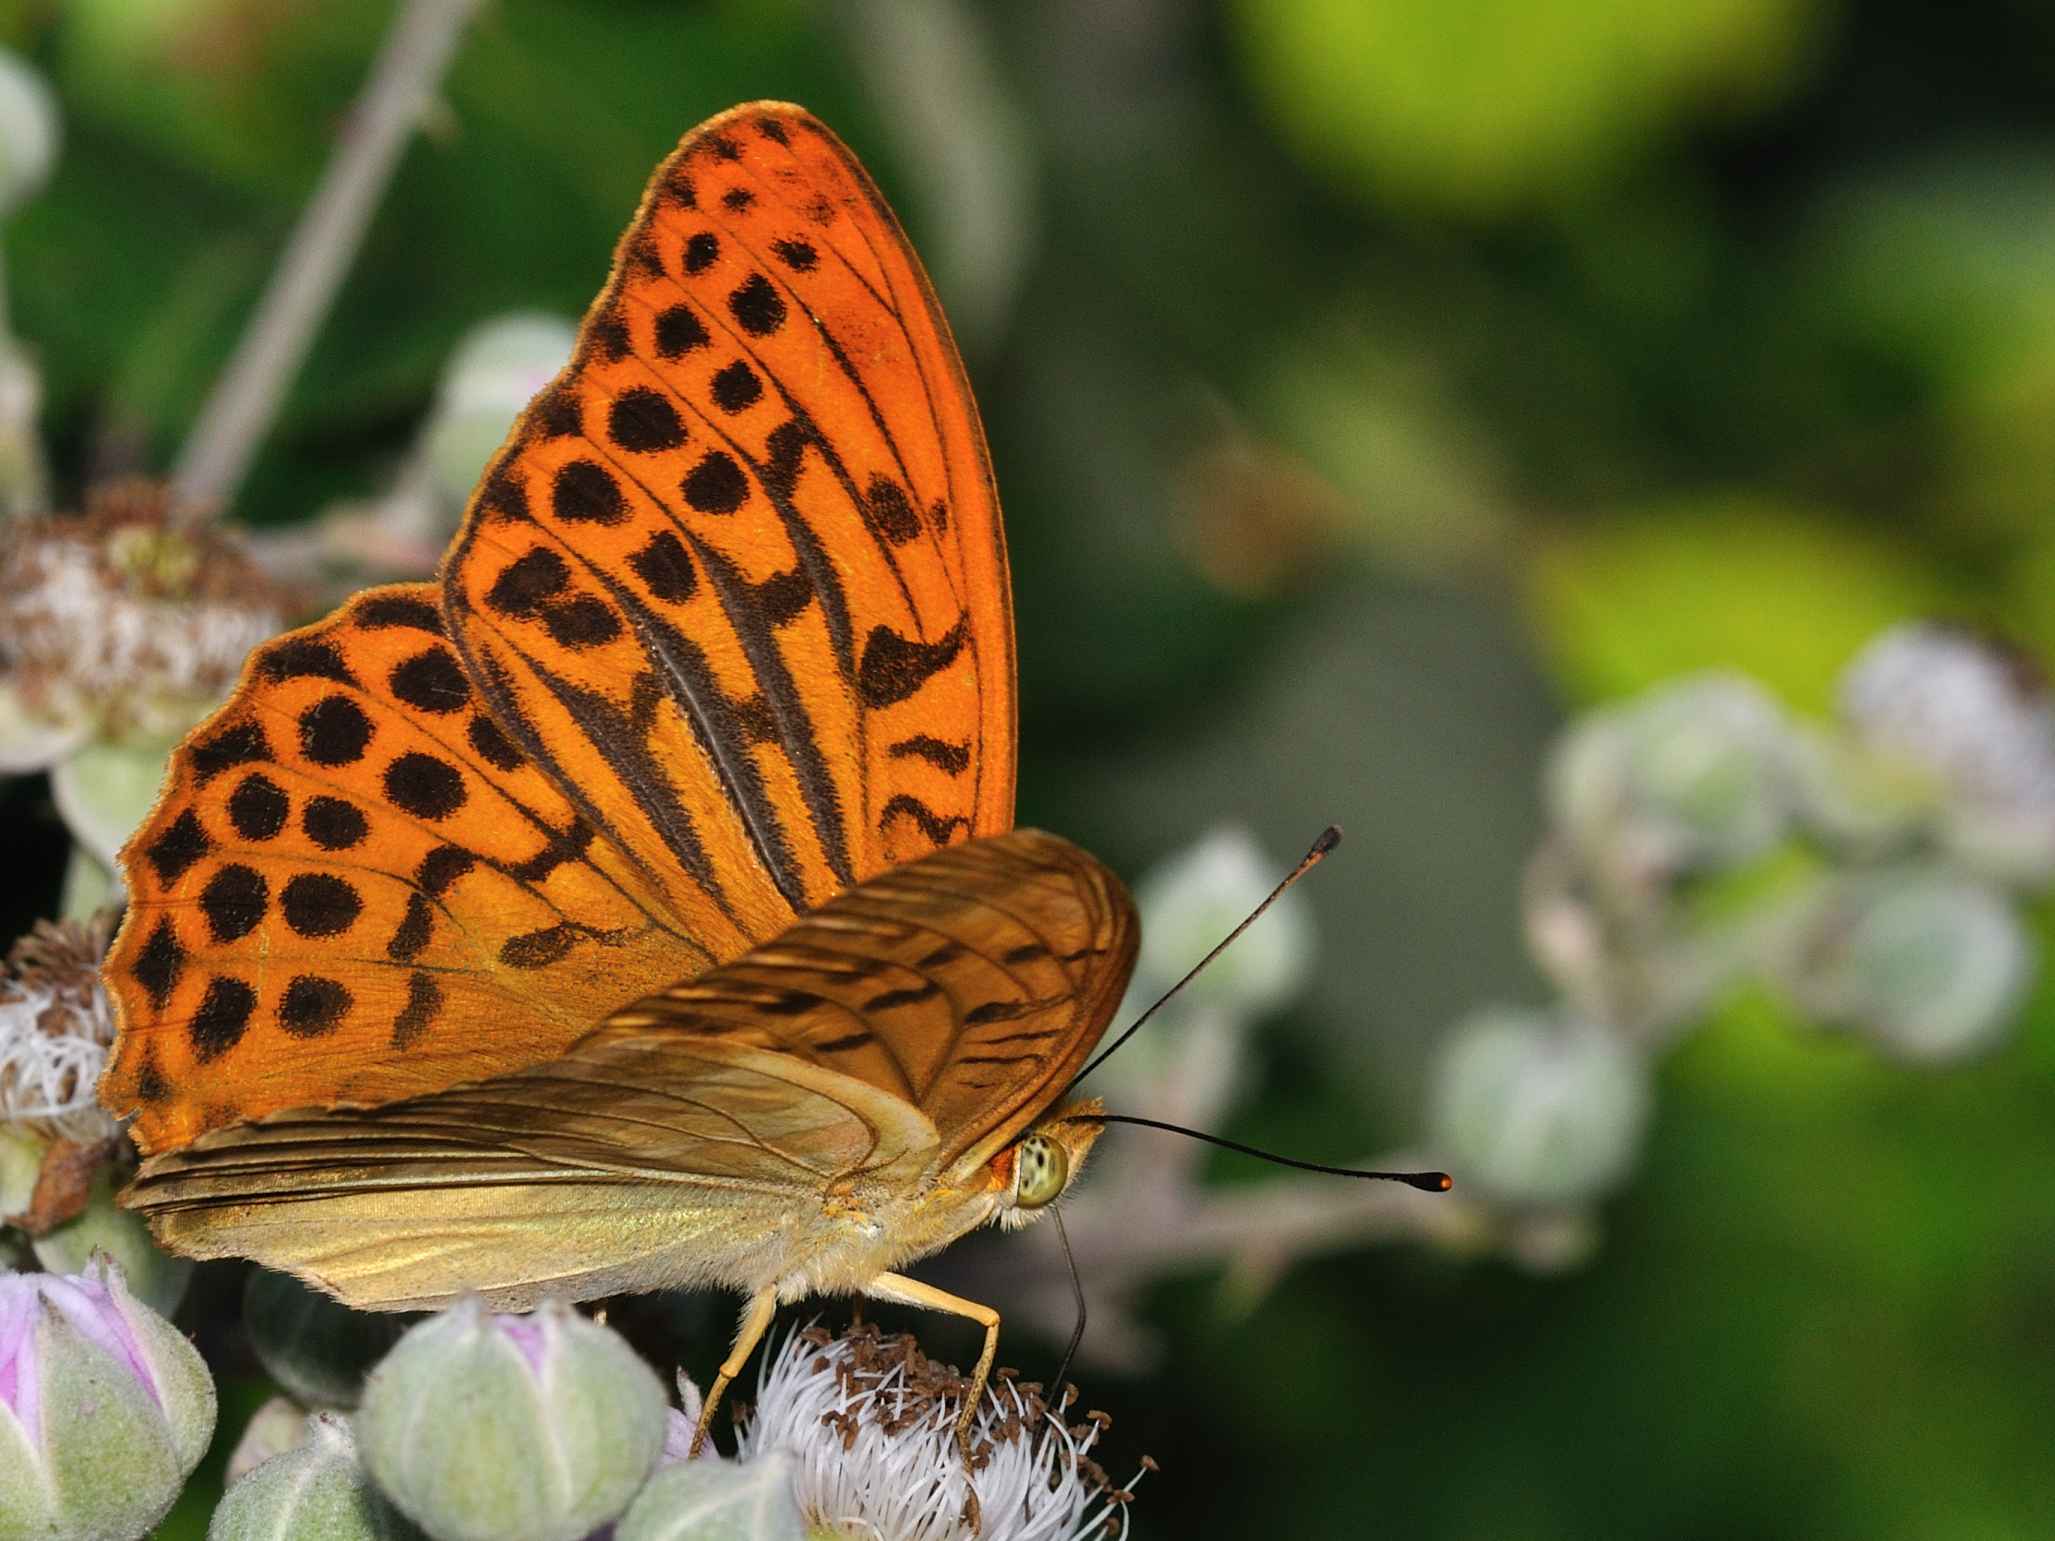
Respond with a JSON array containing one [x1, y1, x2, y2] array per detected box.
[[1013, 1134, 1069, 1209]]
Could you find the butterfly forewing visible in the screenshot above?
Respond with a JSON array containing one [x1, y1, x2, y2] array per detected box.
[[123, 831, 1136, 1310], [443, 102, 1014, 922], [103, 103, 1018, 1155], [100, 586, 709, 1152]]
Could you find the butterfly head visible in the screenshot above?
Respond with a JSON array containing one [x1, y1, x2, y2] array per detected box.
[[991, 1097, 1105, 1231]]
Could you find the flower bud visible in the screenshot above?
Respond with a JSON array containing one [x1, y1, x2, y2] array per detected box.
[[211, 1412, 425, 1541], [423, 314, 576, 510], [0, 1257, 217, 1541], [614, 1451, 805, 1541], [245, 1267, 409, 1410], [0, 49, 59, 218], [31, 1163, 194, 1317], [1430, 1006, 1651, 1207], [1836, 623, 2055, 885], [355, 1297, 666, 1541], [1131, 826, 1315, 1017], [225, 1393, 310, 1484], [1549, 674, 1795, 896], [1786, 867, 2031, 1062]]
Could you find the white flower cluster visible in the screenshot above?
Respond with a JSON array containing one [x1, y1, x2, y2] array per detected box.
[[0, 915, 120, 1144], [742, 1324, 1140, 1541], [1431, 622, 2053, 1220]]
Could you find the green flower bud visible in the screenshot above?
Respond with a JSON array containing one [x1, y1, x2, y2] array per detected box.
[[225, 1393, 310, 1484], [1787, 867, 2031, 1062], [355, 1297, 666, 1541], [1550, 674, 1794, 896], [245, 1268, 410, 1410], [0, 1257, 217, 1540], [0, 49, 59, 218], [30, 1164, 195, 1317], [614, 1452, 805, 1541], [423, 315, 576, 510], [211, 1412, 425, 1541], [1131, 826, 1314, 1018], [1431, 1007, 1650, 1207]]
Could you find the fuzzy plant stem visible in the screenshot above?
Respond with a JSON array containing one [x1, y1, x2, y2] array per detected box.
[[170, 0, 484, 518]]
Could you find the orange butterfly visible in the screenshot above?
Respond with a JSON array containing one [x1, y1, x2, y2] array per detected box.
[[99, 102, 1137, 1458]]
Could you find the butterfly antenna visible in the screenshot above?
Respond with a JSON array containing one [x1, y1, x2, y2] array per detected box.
[[1082, 1112, 1451, 1191], [1064, 824, 1343, 1097], [1047, 1206, 1088, 1413]]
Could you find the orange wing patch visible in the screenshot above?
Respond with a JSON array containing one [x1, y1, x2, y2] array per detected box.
[[101, 586, 704, 1152]]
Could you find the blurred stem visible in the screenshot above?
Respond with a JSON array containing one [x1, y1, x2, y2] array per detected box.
[[170, 0, 484, 518]]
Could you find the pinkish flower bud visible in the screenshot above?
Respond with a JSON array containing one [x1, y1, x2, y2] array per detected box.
[[0, 1257, 216, 1539]]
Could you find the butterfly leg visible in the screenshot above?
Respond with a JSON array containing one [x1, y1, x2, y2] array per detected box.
[[691, 1286, 777, 1457], [865, 1272, 1000, 1478]]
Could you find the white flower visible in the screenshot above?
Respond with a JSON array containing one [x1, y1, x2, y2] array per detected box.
[[0, 482, 286, 775], [740, 1325, 1144, 1541], [0, 914, 120, 1143], [1836, 622, 2055, 885]]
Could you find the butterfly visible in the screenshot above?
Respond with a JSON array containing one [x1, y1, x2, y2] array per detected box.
[[97, 101, 1140, 1460]]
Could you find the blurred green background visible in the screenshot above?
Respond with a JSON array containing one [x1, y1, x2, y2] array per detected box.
[[4, 0, 2054, 1536]]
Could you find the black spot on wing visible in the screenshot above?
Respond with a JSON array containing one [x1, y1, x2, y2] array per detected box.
[[710, 361, 762, 414], [888, 736, 970, 775], [388, 893, 433, 962], [683, 451, 748, 514], [301, 796, 368, 851], [862, 475, 921, 544], [356, 594, 445, 633], [384, 752, 467, 820], [258, 638, 356, 686], [552, 460, 628, 525], [608, 388, 686, 453], [389, 647, 470, 715], [226, 775, 289, 840], [535, 385, 582, 439], [279, 975, 351, 1037], [655, 305, 710, 358], [857, 620, 967, 707], [879, 795, 971, 845], [486, 549, 570, 619], [417, 845, 476, 897], [728, 274, 786, 336], [629, 531, 697, 603], [145, 810, 213, 883], [299, 697, 373, 767], [772, 238, 817, 271], [392, 971, 443, 1049], [500, 923, 579, 969], [131, 919, 185, 1009], [281, 873, 363, 938], [683, 232, 720, 274], [200, 865, 268, 943], [189, 722, 271, 786], [189, 976, 255, 1061]]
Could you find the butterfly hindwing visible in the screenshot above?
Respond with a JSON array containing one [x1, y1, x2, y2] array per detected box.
[[121, 830, 1137, 1309]]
